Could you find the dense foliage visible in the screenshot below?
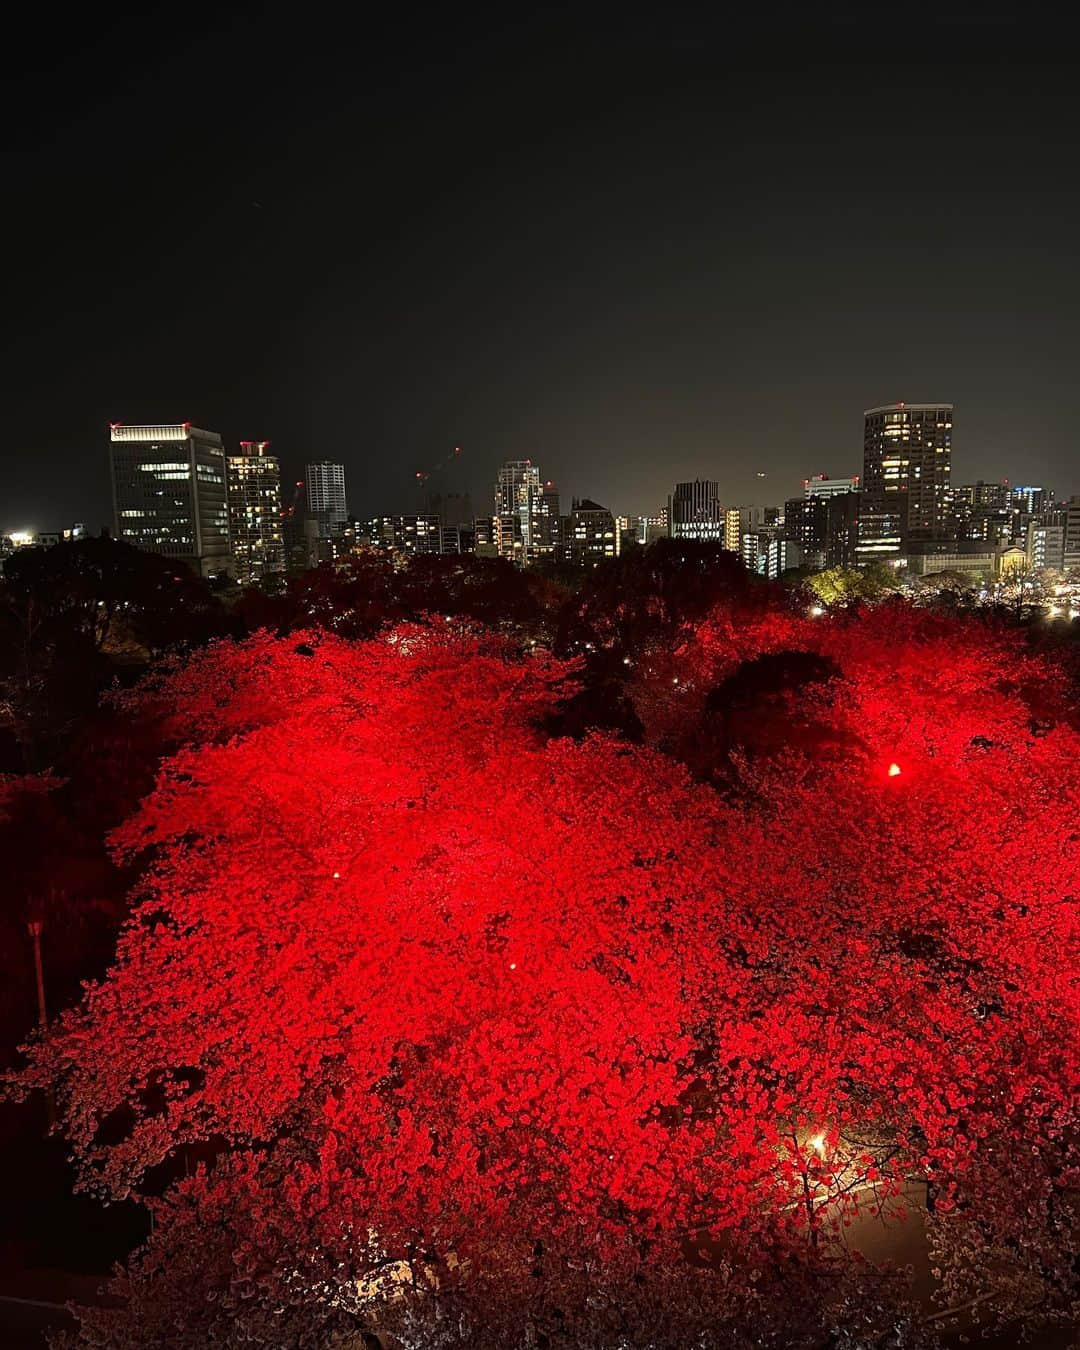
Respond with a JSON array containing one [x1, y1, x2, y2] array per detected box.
[[10, 595, 1078, 1348]]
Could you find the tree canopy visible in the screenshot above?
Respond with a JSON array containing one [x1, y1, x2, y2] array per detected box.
[[9, 603, 1080, 1348]]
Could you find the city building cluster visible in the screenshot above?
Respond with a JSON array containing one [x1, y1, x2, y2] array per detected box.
[[669, 403, 1078, 584], [2, 405, 1079, 588]]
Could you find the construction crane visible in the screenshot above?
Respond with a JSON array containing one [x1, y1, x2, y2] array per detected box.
[[414, 445, 462, 490], [413, 445, 463, 510]]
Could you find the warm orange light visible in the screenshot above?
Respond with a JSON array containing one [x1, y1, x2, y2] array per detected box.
[[887, 762, 902, 777]]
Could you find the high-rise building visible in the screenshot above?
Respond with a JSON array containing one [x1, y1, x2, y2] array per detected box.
[[362, 514, 444, 555], [565, 498, 620, 566], [226, 440, 285, 584], [1027, 521, 1066, 573], [1064, 496, 1080, 573], [539, 480, 561, 553], [493, 459, 553, 563], [109, 422, 232, 577], [956, 480, 1009, 511], [858, 403, 952, 561], [784, 496, 829, 568], [948, 480, 1018, 546], [735, 507, 784, 573], [723, 508, 741, 554], [757, 537, 803, 580], [305, 461, 348, 534], [788, 475, 861, 569], [1012, 484, 1053, 516], [823, 491, 861, 568], [668, 480, 726, 542]]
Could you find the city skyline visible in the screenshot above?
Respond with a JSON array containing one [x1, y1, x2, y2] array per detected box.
[[5, 413, 1060, 586], [6, 399, 1079, 538]]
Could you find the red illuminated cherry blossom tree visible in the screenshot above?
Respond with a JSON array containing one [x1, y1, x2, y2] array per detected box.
[[12, 610, 1079, 1347]]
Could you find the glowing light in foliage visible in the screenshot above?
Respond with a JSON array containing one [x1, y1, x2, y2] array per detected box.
[[887, 762, 902, 777]]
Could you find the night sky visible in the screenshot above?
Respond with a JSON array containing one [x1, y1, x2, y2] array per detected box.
[[4, 4, 1080, 531]]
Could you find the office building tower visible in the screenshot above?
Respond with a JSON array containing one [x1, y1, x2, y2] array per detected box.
[[785, 492, 860, 570], [226, 440, 285, 584], [494, 459, 553, 563], [784, 496, 828, 569], [110, 422, 232, 577], [668, 480, 726, 542], [858, 403, 952, 560], [305, 461, 348, 534], [788, 474, 861, 570]]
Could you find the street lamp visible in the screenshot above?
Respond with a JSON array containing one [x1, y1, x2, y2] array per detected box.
[[27, 919, 46, 1033]]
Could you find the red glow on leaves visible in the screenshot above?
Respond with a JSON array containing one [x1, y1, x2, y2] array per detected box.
[[14, 606, 1080, 1342]]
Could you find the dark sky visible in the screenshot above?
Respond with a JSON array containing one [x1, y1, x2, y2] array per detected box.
[[4, 3, 1080, 530]]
